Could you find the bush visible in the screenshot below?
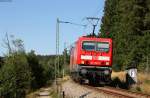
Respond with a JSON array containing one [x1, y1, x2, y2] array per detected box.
[[0, 53, 32, 98], [27, 51, 46, 89]]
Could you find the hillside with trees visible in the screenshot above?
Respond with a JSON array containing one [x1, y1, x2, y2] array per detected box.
[[100, 0, 150, 72]]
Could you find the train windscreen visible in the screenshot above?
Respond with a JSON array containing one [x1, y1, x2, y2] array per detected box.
[[82, 41, 95, 51], [97, 42, 109, 52], [82, 41, 109, 52]]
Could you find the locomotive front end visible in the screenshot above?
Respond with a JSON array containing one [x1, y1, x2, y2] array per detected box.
[[78, 37, 113, 84]]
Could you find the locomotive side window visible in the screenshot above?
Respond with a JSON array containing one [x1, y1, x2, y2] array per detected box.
[[97, 42, 109, 52], [82, 41, 95, 51]]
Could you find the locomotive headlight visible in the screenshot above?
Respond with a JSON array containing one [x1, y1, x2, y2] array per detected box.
[[104, 70, 109, 75], [106, 62, 109, 65], [81, 61, 84, 64]]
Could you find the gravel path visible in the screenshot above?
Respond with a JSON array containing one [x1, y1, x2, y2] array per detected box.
[[62, 80, 114, 98], [36, 87, 51, 98], [26, 87, 52, 98]]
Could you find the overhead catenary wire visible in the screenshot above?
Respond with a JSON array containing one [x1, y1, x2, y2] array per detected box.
[[81, 2, 104, 35], [55, 18, 87, 78], [58, 20, 86, 27]]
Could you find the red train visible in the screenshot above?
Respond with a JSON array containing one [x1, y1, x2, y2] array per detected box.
[[70, 36, 113, 85]]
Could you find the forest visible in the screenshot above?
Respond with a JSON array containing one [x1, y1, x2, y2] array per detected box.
[[0, 37, 70, 98], [100, 0, 150, 71]]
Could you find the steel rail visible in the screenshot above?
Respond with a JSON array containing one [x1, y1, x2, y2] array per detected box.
[[83, 85, 150, 98]]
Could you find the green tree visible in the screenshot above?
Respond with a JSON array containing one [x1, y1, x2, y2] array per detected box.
[[0, 57, 3, 68], [37, 55, 55, 83], [0, 36, 32, 98], [0, 53, 32, 98], [27, 50, 46, 89], [12, 39, 25, 53], [100, 0, 149, 71], [100, 0, 120, 38], [62, 48, 70, 75]]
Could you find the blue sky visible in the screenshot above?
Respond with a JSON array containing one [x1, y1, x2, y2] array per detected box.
[[0, 0, 105, 56]]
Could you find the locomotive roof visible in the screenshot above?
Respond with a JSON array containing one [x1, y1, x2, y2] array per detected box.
[[78, 36, 112, 41]]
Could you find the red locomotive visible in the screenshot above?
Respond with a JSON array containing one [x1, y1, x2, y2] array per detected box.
[[70, 36, 113, 85]]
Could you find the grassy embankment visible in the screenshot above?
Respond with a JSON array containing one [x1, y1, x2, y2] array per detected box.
[[111, 71, 150, 94]]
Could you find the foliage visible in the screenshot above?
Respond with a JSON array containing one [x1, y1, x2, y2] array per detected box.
[[12, 39, 25, 53], [0, 57, 4, 68], [100, 0, 150, 71], [0, 53, 32, 98], [26, 50, 46, 89], [62, 48, 70, 75], [0, 36, 64, 97], [37, 54, 55, 84], [37, 48, 70, 78]]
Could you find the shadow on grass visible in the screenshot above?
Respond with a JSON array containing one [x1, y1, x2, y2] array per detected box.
[[109, 78, 129, 89], [109, 74, 136, 89]]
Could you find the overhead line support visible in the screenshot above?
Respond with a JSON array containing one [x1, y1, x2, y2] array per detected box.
[[86, 17, 100, 36]]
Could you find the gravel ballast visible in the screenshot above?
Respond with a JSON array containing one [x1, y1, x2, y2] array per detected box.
[[62, 80, 113, 98]]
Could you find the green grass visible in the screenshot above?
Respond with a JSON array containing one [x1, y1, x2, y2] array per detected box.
[[50, 90, 59, 98]]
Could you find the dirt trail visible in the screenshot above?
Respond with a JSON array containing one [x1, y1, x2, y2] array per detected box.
[[26, 87, 52, 98], [36, 87, 51, 98]]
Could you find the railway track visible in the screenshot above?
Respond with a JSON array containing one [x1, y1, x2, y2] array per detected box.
[[62, 79, 150, 98], [84, 85, 150, 98]]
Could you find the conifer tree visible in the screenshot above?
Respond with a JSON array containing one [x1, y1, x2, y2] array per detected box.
[[100, 0, 150, 71]]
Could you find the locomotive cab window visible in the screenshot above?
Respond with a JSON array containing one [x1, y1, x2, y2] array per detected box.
[[82, 41, 109, 52], [97, 42, 109, 52], [82, 41, 95, 51]]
